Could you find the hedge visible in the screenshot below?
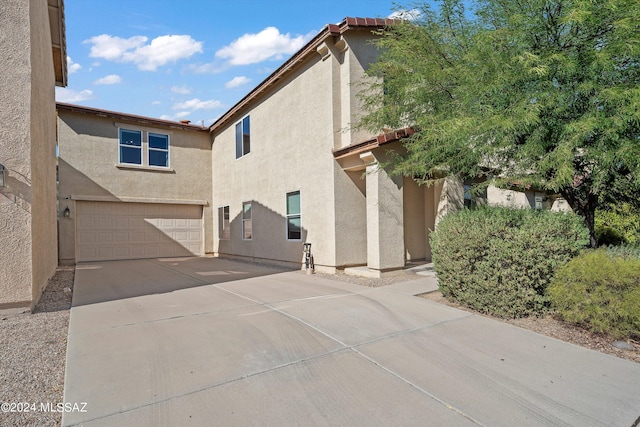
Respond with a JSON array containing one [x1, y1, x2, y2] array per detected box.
[[548, 248, 640, 339], [431, 207, 588, 318]]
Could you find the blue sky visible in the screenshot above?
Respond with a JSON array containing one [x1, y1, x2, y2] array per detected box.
[[56, 0, 415, 126]]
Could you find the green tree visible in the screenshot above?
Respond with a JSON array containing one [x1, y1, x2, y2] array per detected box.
[[358, 0, 640, 247]]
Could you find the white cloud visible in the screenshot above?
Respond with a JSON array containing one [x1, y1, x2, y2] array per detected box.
[[171, 85, 192, 94], [388, 9, 422, 21], [225, 76, 251, 89], [160, 114, 172, 120], [187, 62, 227, 74], [93, 74, 122, 85], [172, 98, 222, 111], [55, 88, 93, 103], [84, 34, 203, 71], [67, 56, 81, 74], [215, 27, 314, 65], [174, 111, 191, 118], [152, 100, 161, 105]]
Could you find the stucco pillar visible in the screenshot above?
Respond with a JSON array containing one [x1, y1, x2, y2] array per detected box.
[[435, 176, 464, 226], [361, 152, 405, 271]]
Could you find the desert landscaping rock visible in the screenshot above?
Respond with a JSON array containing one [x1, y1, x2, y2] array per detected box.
[[0, 267, 74, 427]]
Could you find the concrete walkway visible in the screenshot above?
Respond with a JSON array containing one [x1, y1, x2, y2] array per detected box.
[[63, 257, 640, 426]]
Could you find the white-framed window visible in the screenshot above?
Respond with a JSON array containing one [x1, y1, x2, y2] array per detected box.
[[218, 206, 230, 240], [119, 129, 142, 165], [242, 202, 252, 240], [118, 128, 170, 168], [286, 191, 301, 240], [235, 115, 250, 159], [148, 133, 169, 167]]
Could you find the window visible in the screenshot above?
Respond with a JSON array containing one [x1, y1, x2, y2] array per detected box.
[[235, 116, 250, 159], [119, 129, 142, 165], [118, 128, 169, 168], [148, 133, 169, 167], [286, 191, 301, 240], [218, 206, 230, 240], [242, 202, 252, 240]]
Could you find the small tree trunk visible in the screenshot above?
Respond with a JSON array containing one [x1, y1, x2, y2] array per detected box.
[[583, 207, 597, 248], [560, 187, 598, 248]]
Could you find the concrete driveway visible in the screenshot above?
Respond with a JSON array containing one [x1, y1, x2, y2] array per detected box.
[[63, 257, 640, 426]]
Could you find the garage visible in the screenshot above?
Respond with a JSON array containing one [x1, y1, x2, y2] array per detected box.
[[76, 201, 203, 262]]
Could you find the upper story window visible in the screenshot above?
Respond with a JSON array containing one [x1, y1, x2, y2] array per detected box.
[[149, 133, 169, 167], [119, 129, 142, 165], [235, 116, 250, 159], [286, 191, 301, 240], [119, 128, 169, 168]]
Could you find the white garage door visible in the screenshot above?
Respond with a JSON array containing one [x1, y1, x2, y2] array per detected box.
[[76, 201, 203, 262]]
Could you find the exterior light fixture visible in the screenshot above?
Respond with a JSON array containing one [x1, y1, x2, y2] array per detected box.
[[63, 207, 71, 218], [0, 164, 5, 187]]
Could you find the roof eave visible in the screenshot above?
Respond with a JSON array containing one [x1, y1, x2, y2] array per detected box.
[[56, 102, 208, 131], [48, 0, 67, 87]]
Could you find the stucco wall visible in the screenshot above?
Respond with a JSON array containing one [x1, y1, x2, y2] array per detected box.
[[0, 0, 57, 311], [212, 53, 338, 270], [57, 110, 212, 263], [211, 30, 383, 271], [337, 31, 382, 149], [29, 0, 58, 305]]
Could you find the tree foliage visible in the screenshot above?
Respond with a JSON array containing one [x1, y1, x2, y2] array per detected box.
[[358, 0, 640, 246]]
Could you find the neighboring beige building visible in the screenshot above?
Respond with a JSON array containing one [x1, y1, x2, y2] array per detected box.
[[56, 104, 212, 264], [0, 0, 67, 313]]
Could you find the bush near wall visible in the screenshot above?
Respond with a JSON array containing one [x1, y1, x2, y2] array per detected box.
[[431, 207, 588, 318], [548, 248, 640, 339]]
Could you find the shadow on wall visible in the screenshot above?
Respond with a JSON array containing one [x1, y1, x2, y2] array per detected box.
[[0, 164, 33, 213], [217, 200, 309, 268], [71, 257, 292, 307]]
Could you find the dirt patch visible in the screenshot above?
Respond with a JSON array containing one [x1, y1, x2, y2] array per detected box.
[[420, 291, 640, 364]]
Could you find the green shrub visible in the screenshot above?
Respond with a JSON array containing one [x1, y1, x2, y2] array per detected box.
[[548, 249, 640, 339], [431, 207, 588, 318], [595, 203, 640, 246]]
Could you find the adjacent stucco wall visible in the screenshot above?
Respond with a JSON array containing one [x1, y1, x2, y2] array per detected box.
[[486, 185, 570, 211], [211, 30, 383, 271], [0, 0, 57, 311], [403, 177, 427, 261], [57, 110, 212, 263], [29, 0, 58, 305], [212, 52, 339, 271], [336, 31, 382, 149]]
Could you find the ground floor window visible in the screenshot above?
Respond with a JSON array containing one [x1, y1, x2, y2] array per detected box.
[[242, 202, 252, 240], [286, 191, 301, 240], [218, 206, 230, 240]]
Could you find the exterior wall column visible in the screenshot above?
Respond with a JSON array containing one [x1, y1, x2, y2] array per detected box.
[[361, 151, 405, 271]]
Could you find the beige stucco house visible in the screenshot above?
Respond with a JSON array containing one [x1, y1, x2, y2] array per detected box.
[[54, 17, 565, 279], [0, 0, 67, 313], [56, 103, 212, 264], [208, 18, 463, 275]]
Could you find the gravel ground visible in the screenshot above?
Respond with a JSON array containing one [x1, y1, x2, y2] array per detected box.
[[1, 264, 637, 427], [0, 266, 74, 427]]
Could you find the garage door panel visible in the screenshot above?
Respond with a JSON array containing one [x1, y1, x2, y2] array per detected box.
[[76, 201, 203, 262]]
